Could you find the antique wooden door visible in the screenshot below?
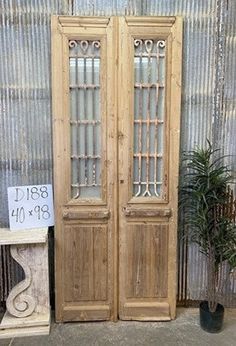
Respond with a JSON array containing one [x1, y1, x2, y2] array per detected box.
[[52, 16, 182, 322], [118, 16, 182, 321]]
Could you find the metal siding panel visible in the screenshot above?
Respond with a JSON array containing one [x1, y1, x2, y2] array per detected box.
[[0, 0, 66, 305], [224, 0, 236, 172], [73, 0, 142, 15], [0, 0, 66, 226], [223, 2, 236, 304]]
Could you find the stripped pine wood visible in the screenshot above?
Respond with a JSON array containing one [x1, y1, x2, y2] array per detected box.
[[118, 16, 182, 321], [62, 210, 110, 220], [126, 224, 168, 299], [64, 225, 108, 302], [51, 15, 65, 322], [52, 16, 117, 322], [167, 16, 183, 319], [52, 16, 182, 322]]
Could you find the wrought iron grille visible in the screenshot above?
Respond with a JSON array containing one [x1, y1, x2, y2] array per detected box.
[[133, 39, 166, 198], [69, 40, 101, 199]]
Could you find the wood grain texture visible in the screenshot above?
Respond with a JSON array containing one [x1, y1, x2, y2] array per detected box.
[[58, 16, 110, 27], [126, 224, 168, 298], [52, 16, 117, 322], [167, 16, 183, 319], [123, 302, 170, 321], [51, 15, 65, 322], [125, 16, 176, 26], [64, 225, 108, 302], [52, 15, 182, 322], [62, 210, 110, 220], [63, 305, 110, 321], [118, 16, 182, 321], [123, 207, 171, 218]]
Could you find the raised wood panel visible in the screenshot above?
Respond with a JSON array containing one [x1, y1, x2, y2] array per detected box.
[[126, 224, 168, 298], [64, 225, 108, 302], [62, 210, 110, 220], [123, 207, 171, 218]]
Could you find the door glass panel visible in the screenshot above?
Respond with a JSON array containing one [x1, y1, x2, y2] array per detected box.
[[69, 40, 101, 198], [133, 39, 166, 197]]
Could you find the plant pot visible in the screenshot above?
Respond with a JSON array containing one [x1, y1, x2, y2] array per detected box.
[[199, 301, 224, 333]]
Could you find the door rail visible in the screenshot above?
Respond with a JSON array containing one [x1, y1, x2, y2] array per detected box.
[[122, 206, 171, 218]]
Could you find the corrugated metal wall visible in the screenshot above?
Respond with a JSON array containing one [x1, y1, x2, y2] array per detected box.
[[0, 0, 235, 308]]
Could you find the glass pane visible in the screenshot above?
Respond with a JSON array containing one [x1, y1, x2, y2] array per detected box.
[[133, 39, 166, 197], [69, 40, 101, 199]]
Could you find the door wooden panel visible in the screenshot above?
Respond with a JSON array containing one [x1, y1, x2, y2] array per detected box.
[[126, 224, 168, 299], [118, 16, 182, 320], [52, 15, 182, 322], [64, 225, 108, 302]]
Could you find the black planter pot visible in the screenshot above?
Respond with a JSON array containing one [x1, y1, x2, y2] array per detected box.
[[199, 301, 224, 333]]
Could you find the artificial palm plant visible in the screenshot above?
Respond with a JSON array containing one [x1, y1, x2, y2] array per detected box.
[[179, 141, 236, 331]]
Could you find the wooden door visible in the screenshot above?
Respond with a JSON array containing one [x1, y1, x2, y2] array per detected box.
[[52, 16, 118, 322], [118, 17, 182, 321], [52, 16, 182, 322]]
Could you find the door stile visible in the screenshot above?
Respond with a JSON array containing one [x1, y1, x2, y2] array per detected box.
[[51, 16, 69, 322], [167, 17, 183, 319], [117, 16, 133, 320], [106, 16, 119, 321]]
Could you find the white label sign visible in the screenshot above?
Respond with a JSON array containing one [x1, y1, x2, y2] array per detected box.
[[8, 184, 55, 231]]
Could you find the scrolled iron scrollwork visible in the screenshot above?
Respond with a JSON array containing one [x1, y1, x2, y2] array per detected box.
[[133, 38, 166, 198], [134, 39, 143, 49], [80, 40, 89, 53], [134, 39, 166, 54], [69, 40, 101, 55], [157, 40, 166, 48], [92, 40, 101, 51], [68, 40, 78, 48], [144, 40, 154, 53]]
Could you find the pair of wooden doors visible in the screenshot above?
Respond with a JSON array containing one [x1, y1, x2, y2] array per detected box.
[[52, 15, 182, 322]]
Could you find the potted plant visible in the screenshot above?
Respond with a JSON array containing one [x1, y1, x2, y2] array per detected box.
[[179, 141, 236, 333]]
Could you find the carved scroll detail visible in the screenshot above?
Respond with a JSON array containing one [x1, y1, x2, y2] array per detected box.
[[6, 246, 36, 318]]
